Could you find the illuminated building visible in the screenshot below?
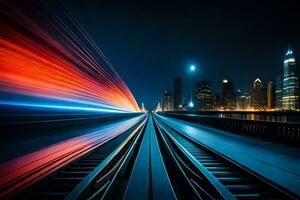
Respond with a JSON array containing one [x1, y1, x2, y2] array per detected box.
[[237, 89, 251, 110], [155, 101, 162, 112], [213, 93, 222, 110], [180, 96, 192, 111], [221, 79, 236, 110], [173, 77, 182, 111], [162, 91, 173, 111], [267, 81, 275, 109], [236, 89, 243, 110], [251, 78, 267, 110], [275, 75, 283, 110], [282, 48, 299, 110], [194, 81, 213, 110]]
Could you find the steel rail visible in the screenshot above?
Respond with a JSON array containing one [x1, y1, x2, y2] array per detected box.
[[154, 115, 299, 200]]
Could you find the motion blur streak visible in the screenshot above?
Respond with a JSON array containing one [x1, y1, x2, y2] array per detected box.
[[0, 0, 140, 112], [0, 115, 145, 197]]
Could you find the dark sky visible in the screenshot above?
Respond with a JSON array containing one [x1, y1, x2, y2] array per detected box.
[[65, 0, 300, 110]]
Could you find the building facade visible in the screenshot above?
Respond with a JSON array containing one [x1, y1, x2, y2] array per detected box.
[[275, 74, 283, 110], [267, 81, 275, 109], [162, 91, 172, 111], [236, 89, 251, 110], [173, 77, 182, 111], [282, 48, 299, 110], [221, 79, 236, 110], [213, 92, 222, 110], [251, 78, 267, 110], [194, 81, 213, 110]]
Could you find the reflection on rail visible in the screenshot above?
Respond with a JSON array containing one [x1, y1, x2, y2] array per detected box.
[[1, 113, 299, 200], [0, 115, 146, 199], [153, 114, 299, 200]]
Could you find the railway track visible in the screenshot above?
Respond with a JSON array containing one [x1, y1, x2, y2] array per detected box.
[[153, 115, 299, 200], [4, 113, 299, 200], [8, 116, 147, 200]]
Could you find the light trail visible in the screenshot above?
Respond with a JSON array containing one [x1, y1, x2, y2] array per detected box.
[[0, 115, 146, 198], [0, 101, 130, 114], [0, 0, 140, 113]]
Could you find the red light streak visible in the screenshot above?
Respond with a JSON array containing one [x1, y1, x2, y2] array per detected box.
[[0, 1, 140, 112], [0, 116, 145, 198]]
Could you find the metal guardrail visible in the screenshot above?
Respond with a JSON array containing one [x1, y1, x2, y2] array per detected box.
[[159, 113, 300, 145]]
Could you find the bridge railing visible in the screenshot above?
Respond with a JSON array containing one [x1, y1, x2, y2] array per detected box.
[[159, 112, 300, 146]]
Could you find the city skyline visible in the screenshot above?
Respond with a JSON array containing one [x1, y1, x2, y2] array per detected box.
[[159, 47, 299, 111], [1, 2, 300, 200], [66, 1, 300, 109]]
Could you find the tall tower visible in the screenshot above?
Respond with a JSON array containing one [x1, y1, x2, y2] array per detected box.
[[275, 74, 283, 110], [236, 89, 251, 111], [194, 81, 213, 110], [162, 91, 172, 111], [221, 79, 236, 110], [173, 77, 182, 110], [251, 78, 267, 110], [282, 48, 299, 110], [267, 81, 275, 109]]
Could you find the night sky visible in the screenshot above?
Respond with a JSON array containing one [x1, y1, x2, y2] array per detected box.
[[65, 0, 300, 110]]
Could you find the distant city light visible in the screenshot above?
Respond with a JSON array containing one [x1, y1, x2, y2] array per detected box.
[[254, 78, 262, 83], [286, 49, 293, 55], [190, 65, 196, 71], [284, 58, 295, 63], [189, 101, 194, 107]]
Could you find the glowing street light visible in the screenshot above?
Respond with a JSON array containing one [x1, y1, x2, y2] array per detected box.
[[190, 65, 196, 72], [189, 64, 196, 110]]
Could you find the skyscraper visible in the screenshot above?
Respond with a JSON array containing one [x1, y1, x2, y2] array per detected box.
[[236, 89, 251, 110], [212, 93, 222, 110], [267, 81, 275, 109], [194, 81, 213, 110], [251, 78, 267, 110], [275, 74, 283, 110], [162, 91, 172, 111], [221, 79, 236, 110], [282, 48, 299, 110], [173, 77, 182, 111]]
